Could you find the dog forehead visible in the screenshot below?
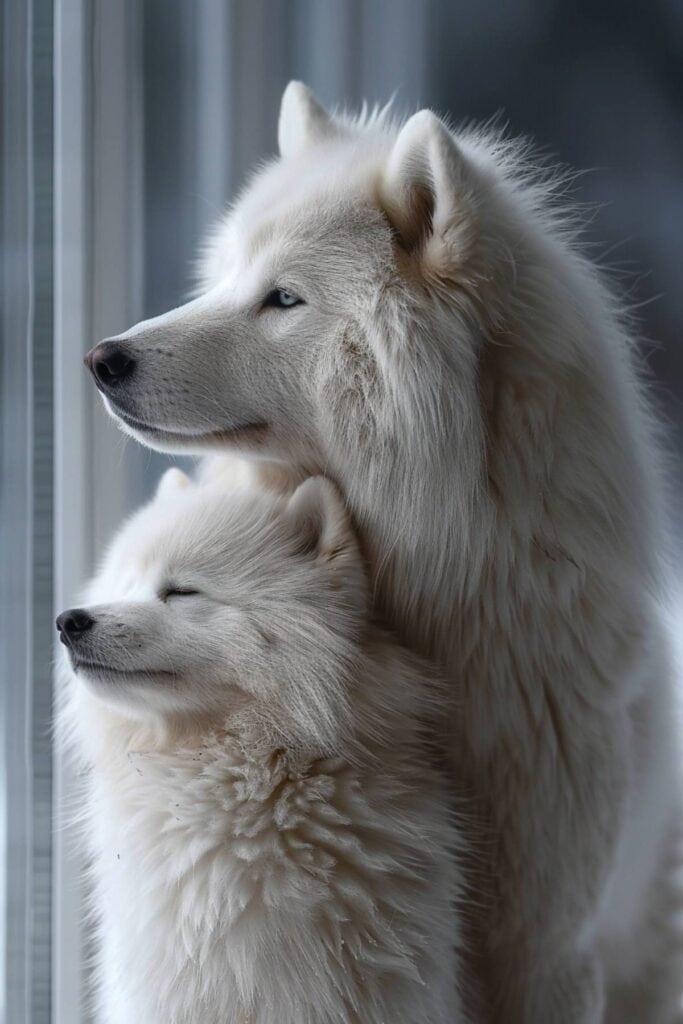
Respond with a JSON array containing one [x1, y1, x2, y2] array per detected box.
[[146, 488, 291, 574], [88, 490, 296, 611], [198, 142, 396, 294], [234, 147, 389, 257]]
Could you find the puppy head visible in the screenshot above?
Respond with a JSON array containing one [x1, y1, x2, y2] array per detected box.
[[58, 470, 367, 749]]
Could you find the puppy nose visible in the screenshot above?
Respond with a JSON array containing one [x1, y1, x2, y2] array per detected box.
[[85, 341, 136, 389], [56, 608, 95, 644]]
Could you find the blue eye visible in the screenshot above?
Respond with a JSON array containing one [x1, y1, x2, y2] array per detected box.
[[263, 288, 303, 309]]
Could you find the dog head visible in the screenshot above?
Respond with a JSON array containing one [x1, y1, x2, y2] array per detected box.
[[57, 468, 366, 749], [85, 84, 498, 493]]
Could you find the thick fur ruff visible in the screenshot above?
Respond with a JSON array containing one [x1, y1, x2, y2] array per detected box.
[[58, 473, 464, 1024], [90, 82, 682, 1021]]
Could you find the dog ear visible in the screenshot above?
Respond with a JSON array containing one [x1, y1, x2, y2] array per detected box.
[[278, 81, 335, 159], [381, 110, 477, 261], [155, 467, 192, 500], [285, 477, 365, 586]]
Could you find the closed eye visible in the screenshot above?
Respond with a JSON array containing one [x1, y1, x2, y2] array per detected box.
[[160, 587, 200, 602], [262, 288, 304, 309]]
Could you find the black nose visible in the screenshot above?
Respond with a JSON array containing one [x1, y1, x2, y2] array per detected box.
[[85, 341, 136, 389], [56, 608, 95, 645]]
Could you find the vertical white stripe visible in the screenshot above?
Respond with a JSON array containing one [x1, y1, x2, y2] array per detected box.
[[53, 1, 89, 1018]]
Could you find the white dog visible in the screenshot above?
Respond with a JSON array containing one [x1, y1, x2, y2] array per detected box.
[[85, 83, 682, 1021], [57, 469, 464, 1024]]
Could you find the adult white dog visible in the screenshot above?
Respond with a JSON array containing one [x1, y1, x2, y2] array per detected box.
[[58, 469, 463, 1024], [86, 83, 682, 1022]]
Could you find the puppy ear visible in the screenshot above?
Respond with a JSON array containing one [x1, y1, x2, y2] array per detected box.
[[381, 110, 477, 261], [278, 81, 335, 159], [285, 477, 364, 586], [155, 467, 192, 500]]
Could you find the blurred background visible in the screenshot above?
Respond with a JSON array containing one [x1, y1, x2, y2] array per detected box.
[[1, 1, 682, 1021]]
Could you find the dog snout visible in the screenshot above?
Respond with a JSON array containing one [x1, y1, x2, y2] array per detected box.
[[85, 340, 136, 391], [56, 608, 96, 646]]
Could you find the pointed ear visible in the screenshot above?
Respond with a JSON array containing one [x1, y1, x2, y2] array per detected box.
[[381, 110, 477, 260], [155, 467, 192, 500], [278, 81, 335, 159], [285, 477, 365, 586]]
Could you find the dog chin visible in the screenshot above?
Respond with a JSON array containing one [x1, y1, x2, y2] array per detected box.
[[73, 659, 174, 683], [103, 396, 270, 455]]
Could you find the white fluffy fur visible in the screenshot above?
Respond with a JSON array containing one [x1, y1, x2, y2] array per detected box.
[[92, 82, 682, 1021], [58, 470, 464, 1024]]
